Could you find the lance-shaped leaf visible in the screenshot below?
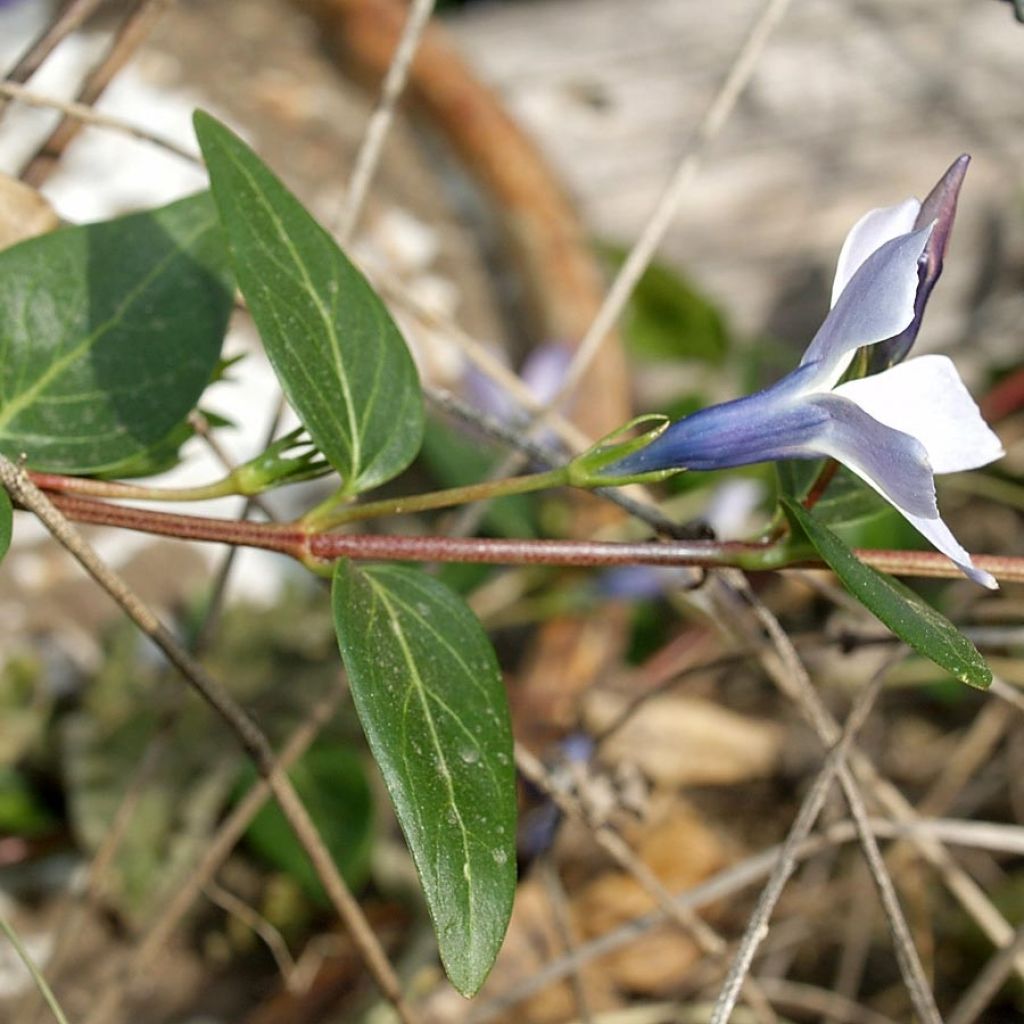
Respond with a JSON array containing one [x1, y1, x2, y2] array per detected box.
[[195, 111, 424, 494], [783, 497, 991, 689], [332, 561, 516, 996], [0, 194, 232, 473]]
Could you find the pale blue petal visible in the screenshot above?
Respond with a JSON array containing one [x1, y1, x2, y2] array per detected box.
[[804, 394, 938, 518], [606, 366, 829, 475], [830, 198, 920, 306], [799, 225, 932, 391]]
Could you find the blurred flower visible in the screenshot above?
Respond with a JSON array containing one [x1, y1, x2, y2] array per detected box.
[[609, 159, 1003, 587]]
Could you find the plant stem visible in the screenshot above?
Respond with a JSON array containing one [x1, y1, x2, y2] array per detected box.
[[302, 466, 571, 529], [29, 469, 239, 503], [31, 490, 1024, 583], [0, 910, 71, 1024]]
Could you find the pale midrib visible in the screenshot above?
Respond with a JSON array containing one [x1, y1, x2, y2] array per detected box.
[[0, 216, 209, 435], [221, 146, 363, 476], [371, 579, 476, 941]]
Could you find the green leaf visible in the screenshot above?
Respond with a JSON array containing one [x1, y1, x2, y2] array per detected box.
[[195, 111, 424, 494], [332, 562, 516, 995], [0, 486, 10, 563], [239, 743, 374, 902], [782, 497, 991, 689], [0, 193, 233, 473], [93, 409, 233, 480]]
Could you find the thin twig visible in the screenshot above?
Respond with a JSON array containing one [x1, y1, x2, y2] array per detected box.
[[204, 880, 299, 989], [709, 667, 886, 1024], [0, 911, 71, 1024], [548, 0, 794, 410], [947, 920, 1024, 1024], [0, 0, 106, 106], [469, 815, 993, 1024], [0, 456, 416, 1024], [515, 745, 779, 1024], [29, 489, 1024, 583], [540, 857, 595, 1024], [717, 572, 1024, 983], [0, 81, 201, 164], [335, 0, 437, 241], [453, 0, 795, 540], [836, 762, 943, 1024], [84, 684, 344, 1024], [21, 0, 173, 187]]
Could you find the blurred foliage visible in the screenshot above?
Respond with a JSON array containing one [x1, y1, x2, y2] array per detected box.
[[0, 765, 57, 837], [0, 653, 49, 766], [421, 418, 538, 538], [236, 742, 374, 903], [602, 244, 730, 366], [1, 583, 375, 926]]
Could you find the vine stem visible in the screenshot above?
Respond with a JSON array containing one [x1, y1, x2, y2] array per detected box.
[[28, 469, 240, 503], [29, 488, 1024, 583], [302, 466, 570, 529]]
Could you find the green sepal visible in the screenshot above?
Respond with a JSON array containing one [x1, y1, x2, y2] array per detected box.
[[230, 428, 331, 496], [566, 414, 682, 488]]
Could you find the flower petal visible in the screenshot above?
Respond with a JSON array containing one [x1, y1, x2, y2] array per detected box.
[[806, 394, 938, 519], [899, 511, 998, 589], [605, 367, 830, 475], [800, 225, 933, 391], [830, 198, 921, 306], [806, 394, 993, 587], [834, 355, 1004, 474]]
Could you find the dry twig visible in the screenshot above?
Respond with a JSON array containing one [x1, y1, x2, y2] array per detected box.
[[0, 456, 416, 1024]]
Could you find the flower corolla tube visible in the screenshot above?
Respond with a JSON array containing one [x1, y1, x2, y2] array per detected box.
[[608, 157, 1004, 587]]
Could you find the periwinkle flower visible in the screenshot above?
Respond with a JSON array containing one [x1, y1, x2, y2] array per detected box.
[[609, 158, 1003, 587]]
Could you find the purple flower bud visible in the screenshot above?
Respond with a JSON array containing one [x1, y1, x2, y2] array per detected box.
[[869, 155, 970, 371]]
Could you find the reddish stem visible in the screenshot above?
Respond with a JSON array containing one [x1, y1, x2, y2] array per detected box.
[[48, 493, 308, 560], [39, 492, 1024, 583]]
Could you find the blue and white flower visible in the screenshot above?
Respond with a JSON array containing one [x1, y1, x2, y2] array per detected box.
[[609, 158, 1003, 587]]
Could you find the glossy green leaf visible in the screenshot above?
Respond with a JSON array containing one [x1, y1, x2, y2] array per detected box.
[[0, 194, 232, 473], [332, 561, 516, 995], [93, 409, 233, 480], [783, 497, 991, 689], [195, 111, 424, 494], [0, 487, 10, 563], [239, 743, 374, 902]]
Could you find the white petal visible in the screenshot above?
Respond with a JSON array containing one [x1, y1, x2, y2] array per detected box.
[[804, 395, 994, 586], [800, 225, 932, 391], [834, 355, 1004, 474], [831, 198, 921, 306], [901, 511, 998, 589]]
